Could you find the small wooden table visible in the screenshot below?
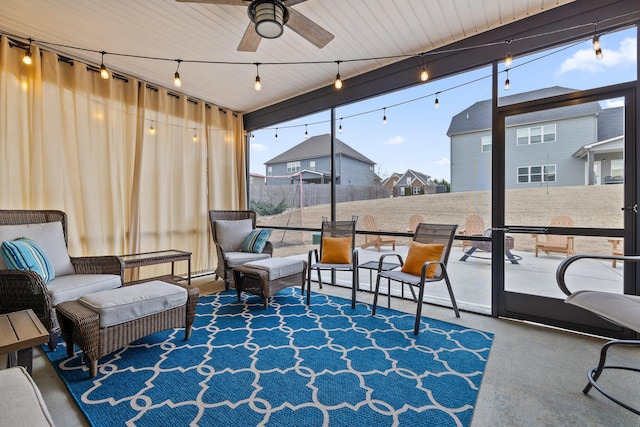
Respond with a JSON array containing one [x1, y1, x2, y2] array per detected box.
[[0, 309, 48, 375], [120, 249, 192, 286]]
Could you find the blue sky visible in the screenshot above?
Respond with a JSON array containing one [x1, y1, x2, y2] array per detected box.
[[250, 27, 637, 181]]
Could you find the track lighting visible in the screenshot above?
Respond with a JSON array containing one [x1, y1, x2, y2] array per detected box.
[[504, 70, 510, 91], [434, 93, 440, 109], [382, 108, 387, 125], [334, 61, 342, 89], [174, 60, 182, 88], [23, 39, 33, 65], [504, 53, 513, 68], [254, 63, 262, 91], [99, 51, 109, 80], [338, 118, 343, 133]]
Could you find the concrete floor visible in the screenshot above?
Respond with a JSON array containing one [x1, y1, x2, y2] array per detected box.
[[14, 270, 640, 426]]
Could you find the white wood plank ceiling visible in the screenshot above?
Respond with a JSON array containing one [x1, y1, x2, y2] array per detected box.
[[0, 0, 573, 114]]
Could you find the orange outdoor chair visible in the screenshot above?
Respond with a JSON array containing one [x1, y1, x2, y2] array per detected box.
[[360, 214, 396, 252], [533, 215, 576, 257], [459, 214, 485, 252]]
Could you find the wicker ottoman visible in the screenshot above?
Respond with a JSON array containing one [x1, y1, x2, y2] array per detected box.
[[56, 279, 199, 378], [233, 258, 307, 308]]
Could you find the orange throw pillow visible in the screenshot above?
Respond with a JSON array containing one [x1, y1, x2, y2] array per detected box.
[[401, 242, 445, 278], [320, 237, 352, 264]]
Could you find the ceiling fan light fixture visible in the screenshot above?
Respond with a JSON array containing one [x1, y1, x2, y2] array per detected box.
[[249, 0, 289, 39]]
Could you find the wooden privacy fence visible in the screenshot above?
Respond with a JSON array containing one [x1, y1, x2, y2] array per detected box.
[[250, 184, 391, 208]]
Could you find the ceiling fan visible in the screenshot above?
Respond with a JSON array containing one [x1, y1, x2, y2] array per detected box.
[[176, 0, 335, 52]]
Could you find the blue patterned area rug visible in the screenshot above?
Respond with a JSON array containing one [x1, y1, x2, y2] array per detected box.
[[44, 289, 493, 427]]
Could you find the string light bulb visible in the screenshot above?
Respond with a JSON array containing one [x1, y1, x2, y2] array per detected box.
[[23, 39, 33, 65], [595, 47, 603, 60], [174, 60, 182, 88], [504, 70, 510, 91], [504, 52, 513, 68], [592, 23, 601, 50], [304, 124, 308, 139], [338, 118, 343, 134], [275, 128, 278, 141], [382, 108, 387, 124], [99, 51, 109, 80], [251, 132, 255, 139], [254, 63, 262, 91], [334, 61, 343, 89], [434, 93, 440, 109], [420, 66, 429, 82], [149, 123, 156, 135]]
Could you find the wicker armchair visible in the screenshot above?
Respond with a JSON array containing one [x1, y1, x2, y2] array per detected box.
[[208, 210, 273, 290], [0, 210, 124, 349]]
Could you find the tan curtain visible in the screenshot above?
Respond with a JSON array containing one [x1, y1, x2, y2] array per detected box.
[[0, 36, 245, 277]]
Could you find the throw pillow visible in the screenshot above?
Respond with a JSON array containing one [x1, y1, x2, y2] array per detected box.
[[241, 228, 272, 253], [319, 237, 352, 264], [214, 219, 254, 252], [1, 238, 56, 283], [401, 242, 445, 278]]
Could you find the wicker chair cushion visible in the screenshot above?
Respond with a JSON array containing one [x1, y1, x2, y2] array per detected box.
[[224, 251, 271, 267], [244, 257, 305, 280], [78, 280, 187, 328], [47, 273, 122, 306], [1, 238, 55, 283], [0, 222, 74, 276], [215, 219, 253, 252]]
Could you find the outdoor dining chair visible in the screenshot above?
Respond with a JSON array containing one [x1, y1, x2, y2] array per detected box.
[[372, 223, 460, 335], [557, 253, 640, 415], [306, 219, 359, 307]]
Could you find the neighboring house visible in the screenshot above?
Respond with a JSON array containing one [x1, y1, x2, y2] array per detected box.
[[264, 134, 376, 186], [249, 173, 266, 185], [447, 86, 624, 192], [392, 169, 437, 196], [381, 173, 401, 192]]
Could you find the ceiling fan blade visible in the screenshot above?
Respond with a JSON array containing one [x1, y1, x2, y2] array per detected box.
[[286, 8, 334, 49], [175, 0, 247, 5], [283, 0, 310, 6], [237, 22, 262, 52]]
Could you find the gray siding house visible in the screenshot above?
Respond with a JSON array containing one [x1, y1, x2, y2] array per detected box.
[[447, 87, 624, 192], [264, 134, 376, 186]]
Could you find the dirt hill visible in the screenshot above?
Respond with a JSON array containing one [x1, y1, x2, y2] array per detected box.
[[257, 184, 624, 257]]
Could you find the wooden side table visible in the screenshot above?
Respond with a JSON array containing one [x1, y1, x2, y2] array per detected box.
[[0, 309, 48, 375]]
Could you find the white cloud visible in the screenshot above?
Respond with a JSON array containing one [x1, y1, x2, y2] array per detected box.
[[604, 99, 624, 108], [385, 136, 405, 145], [558, 37, 637, 75], [251, 142, 267, 152], [437, 157, 450, 166]]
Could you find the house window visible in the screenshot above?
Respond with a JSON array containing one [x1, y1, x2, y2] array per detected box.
[[517, 164, 556, 183], [481, 135, 492, 153], [406, 177, 412, 185], [267, 166, 272, 176], [517, 124, 556, 145], [287, 161, 300, 173], [412, 187, 421, 195], [309, 160, 315, 171], [610, 159, 624, 178]]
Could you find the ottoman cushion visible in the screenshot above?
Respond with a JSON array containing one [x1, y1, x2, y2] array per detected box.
[[78, 280, 187, 328], [244, 258, 305, 280]]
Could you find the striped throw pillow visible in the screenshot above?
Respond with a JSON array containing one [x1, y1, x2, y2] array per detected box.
[[241, 229, 272, 253], [1, 238, 56, 283]]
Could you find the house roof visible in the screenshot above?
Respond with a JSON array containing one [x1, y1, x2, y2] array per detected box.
[[264, 134, 375, 166], [446, 87, 603, 136], [597, 106, 624, 141], [394, 169, 432, 187], [381, 173, 401, 187]]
